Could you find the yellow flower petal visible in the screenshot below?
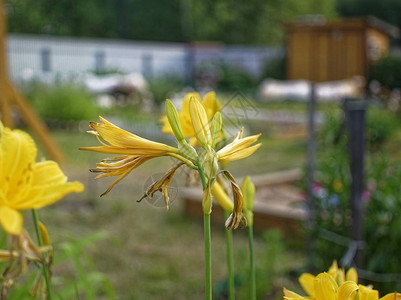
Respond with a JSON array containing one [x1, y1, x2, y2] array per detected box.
[[314, 272, 338, 300], [202, 91, 221, 120], [33, 161, 67, 185], [337, 281, 359, 300], [0, 127, 36, 197], [346, 267, 358, 283], [359, 285, 379, 300], [189, 96, 212, 148], [89, 116, 176, 153], [0, 206, 23, 235], [380, 292, 401, 300], [218, 142, 261, 163], [299, 273, 316, 297], [14, 181, 84, 210], [283, 287, 306, 298]]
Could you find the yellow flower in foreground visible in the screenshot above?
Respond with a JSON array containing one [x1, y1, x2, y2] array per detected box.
[[217, 129, 261, 163], [0, 122, 84, 235], [283, 261, 400, 300]]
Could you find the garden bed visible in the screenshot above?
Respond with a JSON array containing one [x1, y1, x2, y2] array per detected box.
[[180, 169, 306, 237]]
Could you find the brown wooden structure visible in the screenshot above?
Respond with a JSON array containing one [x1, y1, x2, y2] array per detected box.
[[286, 16, 399, 82], [0, 0, 63, 162]]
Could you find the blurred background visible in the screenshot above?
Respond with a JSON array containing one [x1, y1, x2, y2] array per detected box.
[[1, 0, 401, 299]]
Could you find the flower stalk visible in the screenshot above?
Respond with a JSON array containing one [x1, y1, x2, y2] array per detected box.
[[224, 210, 235, 300], [248, 225, 256, 300], [196, 159, 213, 300], [32, 209, 52, 300]]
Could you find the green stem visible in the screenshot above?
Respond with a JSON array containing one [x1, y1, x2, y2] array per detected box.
[[32, 209, 52, 300], [224, 211, 235, 300], [196, 159, 207, 190], [204, 213, 212, 300], [248, 225, 256, 300], [197, 159, 212, 299]]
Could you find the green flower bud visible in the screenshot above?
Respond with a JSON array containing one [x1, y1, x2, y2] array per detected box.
[[165, 99, 185, 143], [178, 142, 198, 162], [241, 176, 255, 212], [210, 112, 222, 148]]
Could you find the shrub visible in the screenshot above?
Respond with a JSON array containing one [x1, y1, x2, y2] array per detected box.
[[369, 55, 401, 89], [215, 62, 257, 92], [24, 82, 100, 122], [147, 76, 183, 107], [260, 56, 286, 81], [306, 108, 401, 293]]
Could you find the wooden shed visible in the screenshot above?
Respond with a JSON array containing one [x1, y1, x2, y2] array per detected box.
[[285, 16, 399, 82]]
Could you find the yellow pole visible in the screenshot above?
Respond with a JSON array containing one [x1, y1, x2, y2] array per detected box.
[[0, 0, 64, 162]]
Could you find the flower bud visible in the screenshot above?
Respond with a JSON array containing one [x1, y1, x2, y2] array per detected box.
[[210, 112, 222, 148], [241, 176, 255, 212], [165, 99, 185, 143], [39, 221, 51, 246], [202, 186, 213, 215], [189, 96, 211, 148], [178, 142, 198, 162]]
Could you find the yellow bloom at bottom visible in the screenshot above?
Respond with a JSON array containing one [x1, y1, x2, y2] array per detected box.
[[0, 122, 84, 234], [283, 261, 400, 300]]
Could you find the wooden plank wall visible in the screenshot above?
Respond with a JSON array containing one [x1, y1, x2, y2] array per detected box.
[[287, 24, 385, 82]]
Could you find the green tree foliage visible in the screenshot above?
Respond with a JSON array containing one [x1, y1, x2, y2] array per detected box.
[[338, 0, 401, 36], [5, 0, 337, 44]]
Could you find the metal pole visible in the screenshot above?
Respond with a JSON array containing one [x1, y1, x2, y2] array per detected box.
[[343, 98, 366, 268], [306, 82, 317, 268]]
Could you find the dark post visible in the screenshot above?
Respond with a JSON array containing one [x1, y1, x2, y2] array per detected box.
[[343, 98, 366, 268], [306, 83, 317, 268]]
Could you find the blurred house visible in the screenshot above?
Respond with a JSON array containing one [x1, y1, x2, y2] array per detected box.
[[285, 16, 400, 82], [6, 35, 282, 83]]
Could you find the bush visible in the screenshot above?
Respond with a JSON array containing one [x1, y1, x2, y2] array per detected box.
[[319, 106, 399, 150], [369, 55, 401, 89], [147, 76, 183, 107], [24, 82, 100, 122], [260, 56, 286, 81], [215, 62, 257, 92]]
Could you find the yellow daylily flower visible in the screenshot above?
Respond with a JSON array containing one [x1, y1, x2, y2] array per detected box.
[[81, 117, 195, 196], [161, 92, 221, 139], [0, 123, 84, 235], [282, 261, 399, 300], [217, 129, 261, 163]]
